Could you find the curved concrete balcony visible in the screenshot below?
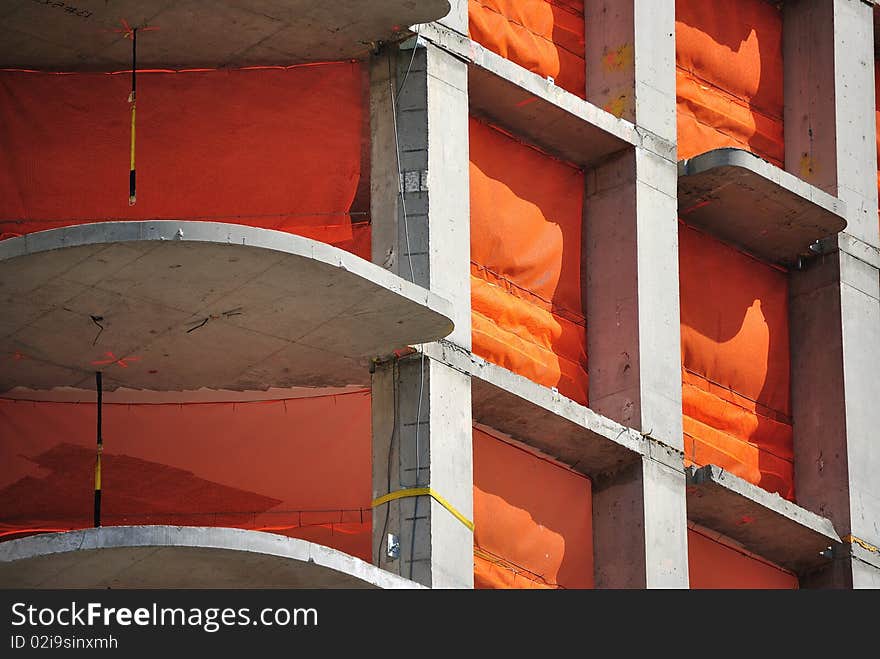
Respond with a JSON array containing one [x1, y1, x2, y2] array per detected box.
[[678, 148, 847, 265], [0, 526, 422, 588], [0, 221, 454, 394], [0, 1, 451, 70]]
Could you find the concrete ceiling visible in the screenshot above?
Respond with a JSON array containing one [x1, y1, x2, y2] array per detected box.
[[0, 526, 423, 588], [0, 0, 451, 71], [0, 221, 454, 393]]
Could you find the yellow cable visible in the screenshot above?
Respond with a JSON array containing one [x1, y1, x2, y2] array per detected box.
[[130, 103, 136, 171], [372, 487, 474, 532], [94, 446, 102, 491], [843, 534, 879, 554]]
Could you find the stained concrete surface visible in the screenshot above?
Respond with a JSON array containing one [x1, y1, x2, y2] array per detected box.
[[678, 148, 847, 265], [0, 221, 454, 393], [0, 0, 451, 70], [0, 526, 423, 588], [687, 465, 840, 574]]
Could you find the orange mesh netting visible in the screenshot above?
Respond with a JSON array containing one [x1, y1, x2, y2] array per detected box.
[[470, 117, 588, 404], [0, 63, 367, 251], [0, 392, 373, 559], [680, 224, 793, 499], [676, 0, 784, 165], [469, 0, 586, 98], [688, 528, 798, 589], [473, 427, 593, 589]]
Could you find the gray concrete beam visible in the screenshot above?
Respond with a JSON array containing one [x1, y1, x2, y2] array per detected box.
[[785, 0, 880, 588], [678, 148, 847, 266], [687, 465, 840, 574], [416, 22, 669, 166], [369, 41, 473, 588], [0, 526, 423, 589], [423, 341, 646, 478]]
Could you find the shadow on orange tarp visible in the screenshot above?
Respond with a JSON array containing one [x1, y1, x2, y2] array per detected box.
[[470, 117, 588, 404], [676, 0, 784, 165], [473, 427, 593, 589], [1, 393, 596, 587], [0, 63, 367, 253], [0, 393, 373, 559], [688, 527, 798, 589], [679, 224, 793, 499], [469, 0, 586, 98]]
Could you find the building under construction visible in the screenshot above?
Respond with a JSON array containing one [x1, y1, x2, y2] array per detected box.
[[0, 0, 878, 589]]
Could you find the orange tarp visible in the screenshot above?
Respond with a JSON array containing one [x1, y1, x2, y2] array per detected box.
[[473, 427, 593, 589], [0, 63, 366, 252], [688, 528, 798, 589], [470, 118, 588, 404], [1, 393, 595, 588], [676, 0, 784, 165], [0, 393, 373, 559], [469, 0, 586, 98], [680, 224, 793, 499]]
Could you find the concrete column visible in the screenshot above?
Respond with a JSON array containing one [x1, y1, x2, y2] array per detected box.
[[592, 445, 689, 589], [585, 148, 682, 445], [584, 0, 688, 588], [369, 40, 473, 588], [784, 0, 880, 587], [585, 0, 677, 142]]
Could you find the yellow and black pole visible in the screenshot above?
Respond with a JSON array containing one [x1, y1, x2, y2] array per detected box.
[[128, 27, 137, 206], [94, 371, 103, 527]]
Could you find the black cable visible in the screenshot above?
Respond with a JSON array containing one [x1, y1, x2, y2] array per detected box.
[[93, 371, 103, 528], [129, 28, 137, 205], [377, 359, 397, 568]]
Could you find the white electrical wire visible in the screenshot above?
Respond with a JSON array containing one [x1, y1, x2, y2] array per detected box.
[[388, 29, 428, 578]]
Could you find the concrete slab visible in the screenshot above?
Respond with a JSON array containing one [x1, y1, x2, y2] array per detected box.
[[0, 221, 454, 393], [0, 526, 424, 588], [678, 148, 847, 265], [423, 342, 646, 478], [0, 0, 451, 70], [416, 23, 642, 167], [687, 465, 841, 574]]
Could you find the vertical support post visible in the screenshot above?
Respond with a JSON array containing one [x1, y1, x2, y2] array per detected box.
[[585, 0, 677, 141], [370, 31, 473, 587], [784, 0, 880, 588], [94, 371, 103, 528], [584, 1, 689, 588]]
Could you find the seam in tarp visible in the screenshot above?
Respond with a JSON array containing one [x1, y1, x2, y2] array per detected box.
[[683, 368, 791, 423], [682, 427, 794, 467], [676, 66, 784, 122], [470, 0, 585, 60], [474, 422, 588, 475], [475, 119, 585, 171], [474, 546, 562, 588], [688, 523, 797, 577], [471, 261, 586, 325], [677, 220, 789, 274], [0, 62, 360, 76], [0, 390, 371, 407]]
